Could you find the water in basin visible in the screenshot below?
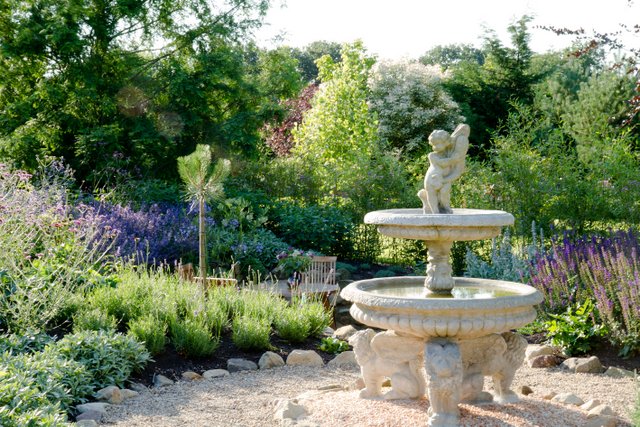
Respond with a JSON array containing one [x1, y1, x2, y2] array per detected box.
[[366, 283, 520, 299]]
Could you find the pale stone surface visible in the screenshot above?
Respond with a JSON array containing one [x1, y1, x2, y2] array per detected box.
[[322, 326, 335, 336], [525, 344, 559, 360], [95, 385, 122, 404], [128, 382, 147, 393], [75, 410, 103, 422], [333, 325, 358, 341], [541, 390, 557, 400], [584, 415, 618, 427], [273, 399, 307, 420], [425, 339, 463, 427], [603, 366, 636, 378], [259, 351, 285, 369], [286, 350, 324, 367], [551, 392, 584, 406], [327, 351, 357, 368], [75, 420, 98, 427], [528, 354, 561, 368], [153, 374, 174, 388], [349, 329, 425, 400], [228, 358, 258, 372], [76, 402, 111, 414], [581, 399, 602, 411], [182, 371, 203, 381], [561, 356, 603, 373], [203, 369, 230, 379], [587, 404, 616, 417]]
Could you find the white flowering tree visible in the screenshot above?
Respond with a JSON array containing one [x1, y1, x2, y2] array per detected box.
[[369, 60, 464, 158]]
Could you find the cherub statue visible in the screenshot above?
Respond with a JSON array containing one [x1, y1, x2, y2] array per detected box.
[[417, 124, 470, 214]]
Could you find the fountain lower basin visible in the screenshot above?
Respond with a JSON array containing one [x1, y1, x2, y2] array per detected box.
[[342, 276, 542, 340]]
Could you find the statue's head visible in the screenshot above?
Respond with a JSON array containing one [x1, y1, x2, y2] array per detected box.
[[428, 130, 451, 152]]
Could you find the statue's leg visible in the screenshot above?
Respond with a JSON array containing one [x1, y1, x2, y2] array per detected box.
[[425, 339, 463, 427], [426, 188, 440, 214], [439, 183, 453, 214]]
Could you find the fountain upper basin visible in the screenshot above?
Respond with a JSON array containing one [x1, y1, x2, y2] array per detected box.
[[341, 277, 542, 340], [364, 208, 514, 241]]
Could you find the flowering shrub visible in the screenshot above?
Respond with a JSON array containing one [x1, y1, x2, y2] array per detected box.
[[529, 229, 640, 356], [274, 248, 314, 279]]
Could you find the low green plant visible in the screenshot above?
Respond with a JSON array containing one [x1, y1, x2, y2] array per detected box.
[[373, 269, 396, 278], [231, 315, 272, 351], [51, 330, 150, 389], [299, 300, 332, 337], [73, 308, 118, 333], [170, 318, 219, 358], [0, 330, 54, 354], [544, 299, 607, 356], [274, 307, 311, 343], [128, 315, 167, 355], [632, 384, 640, 427], [318, 337, 349, 354]]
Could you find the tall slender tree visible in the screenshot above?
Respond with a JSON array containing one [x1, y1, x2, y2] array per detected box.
[[177, 145, 230, 280]]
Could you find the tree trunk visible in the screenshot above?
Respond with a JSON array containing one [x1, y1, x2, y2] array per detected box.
[[199, 198, 207, 280]]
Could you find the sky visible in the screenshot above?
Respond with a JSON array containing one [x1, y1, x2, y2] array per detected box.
[[254, 0, 639, 60]]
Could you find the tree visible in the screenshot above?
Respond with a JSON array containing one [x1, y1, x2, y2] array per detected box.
[[420, 44, 485, 70], [368, 60, 463, 158], [177, 145, 231, 279], [0, 0, 270, 188], [291, 41, 342, 83]]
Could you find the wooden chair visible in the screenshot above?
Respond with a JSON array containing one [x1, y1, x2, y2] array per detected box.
[[298, 256, 339, 314]]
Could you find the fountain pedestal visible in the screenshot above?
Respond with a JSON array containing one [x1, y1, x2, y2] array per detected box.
[[341, 208, 542, 427]]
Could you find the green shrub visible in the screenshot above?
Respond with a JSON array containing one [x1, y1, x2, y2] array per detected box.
[[128, 315, 167, 355], [336, 262, 357, 274], [318, 337, 350, 354], [544, 299, 607, 356], [73, 308, 118, 333], [373, 269, 396, 278], [0, 330, 54, 354], [51, 330, 150, 389], [170, 318, 219, 358], [274, 307, 311, 343], [231, 315, 272, 351], [299, 300, 332, 337]]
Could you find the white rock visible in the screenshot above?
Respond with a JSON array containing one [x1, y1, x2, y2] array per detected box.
[[274, 399, 307, 420], [333, 325, 358, 341], [76, 402, 111, 415], [228, 358, 258, 372], [552, 392, 584, 406], [327, 351, 357, 367], [286, 350, 324, 367], [203, 369, 230, 379], [587, 404, 617, 417], [561, 356, 603, 373], [322, 326, 335, 336], [128, 382, 148, 393], [525, 344, 558, 360], [259, 351, 285, 369], [75, 420, 98, 427], [153, 374, 175, 388], [580, 399, 602, 411], [95, 385, 122, 404], [584, 415, 617, 427], [182, 371, 203, 381], [603, 366, 636, 378]]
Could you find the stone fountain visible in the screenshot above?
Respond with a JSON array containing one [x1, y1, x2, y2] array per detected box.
[[341, 124, 543, 427]]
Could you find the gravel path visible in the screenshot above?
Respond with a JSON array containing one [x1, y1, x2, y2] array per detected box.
[[103, 362, 638, 426]]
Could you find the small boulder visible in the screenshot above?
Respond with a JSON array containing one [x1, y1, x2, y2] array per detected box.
[[128, 382, 148, 393], [584, 415, 617, 427], [274, 399, 307, 421], [95, 385, 122, 404], [529, 354, 561, 368], [181, 371, 203, 381], [587, 404, 616, 418], [327, 351, 357, 368], [75, 410, 103, 422], [76, 402, 111, 415], [120, 389, 139, 400], [525, 344, 558, 360], [333, 325, 358, 341], [541, 390, 557, 400], [153, 374, 174, 388], [603, 366, 636, 379], [322, 327, 335, 337], [259, 351, 285, 370], [580, 399, 602, 412], [203, 369, 230, 379], [561, 356, 603, 373], [75, 420, 98, 427], [227, 358, 258, 373], [551, 392, 584, 406], [286, 350, 324, 367]]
